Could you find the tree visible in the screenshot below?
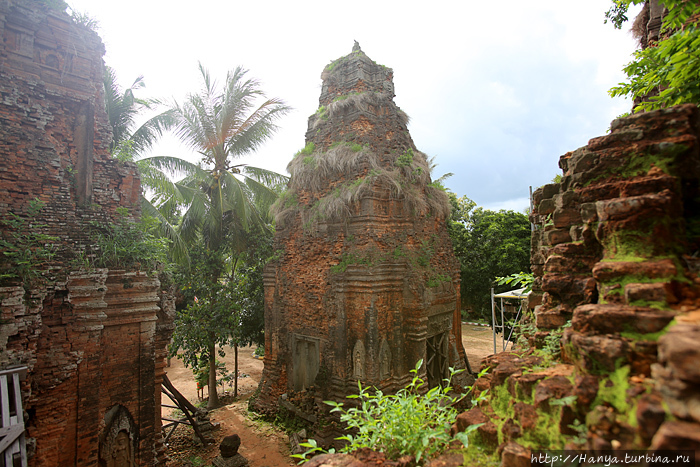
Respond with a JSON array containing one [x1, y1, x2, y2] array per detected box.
[[607, 0, 700, 111], [148, 64, 289, 408], [103, 66, 175, 161], [171, 242, 241, 402], [447, 193, 531, 321]]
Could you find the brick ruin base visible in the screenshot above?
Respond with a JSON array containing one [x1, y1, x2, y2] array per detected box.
[[0, 1, 173, 465], [463, 104, 700, 464]]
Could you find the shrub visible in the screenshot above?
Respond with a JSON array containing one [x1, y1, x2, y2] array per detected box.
[[324, 360, 480, 464], [0, 198, 58, 286]]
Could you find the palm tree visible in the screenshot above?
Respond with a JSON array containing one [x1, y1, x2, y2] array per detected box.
[[103, 66, 175, 160], [144, 63, 290, 408]]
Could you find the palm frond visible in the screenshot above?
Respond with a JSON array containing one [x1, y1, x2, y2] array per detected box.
[[243, 165, 289, 187], [140, 195, 190, 266], [140, 155, 203, 179], [129, 108, 178, 154]]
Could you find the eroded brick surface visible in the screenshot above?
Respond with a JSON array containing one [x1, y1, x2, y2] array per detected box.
[[0, 1, 173, 465], [254, 44, 467, 413], [527, 104, 700, 449]]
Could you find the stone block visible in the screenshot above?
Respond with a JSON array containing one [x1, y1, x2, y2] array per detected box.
[[535, 308, 568, 330], [451, 407, 489, 436], [533, 375, 573, 409], [650, 420, 700, 452], [658, 323, 700, 384], [624, 282, 671, 304], [636, 393, 666, 443], [552, 206, 582, 229], [220, 434, 241, 457], [535, 306, 568, 329], [579, 202, 598, 223], [544, 229, 571, 246], [596, 190, 678, 223], [538, 198, 555, 215], [540, 183, 560, 200], [499, 442, 530, 467], [578, 182, 621, 204], [565, 332, 628, 373], [592, 259, 677, 282], [571, 304, 675, 335], [426, 452, 465, 467], [501, 418, 522, 441], [555, 190, 578, 210], [541, 274, 597, 307], [513, 402, 538, 431], [573, 374, 599, 410]]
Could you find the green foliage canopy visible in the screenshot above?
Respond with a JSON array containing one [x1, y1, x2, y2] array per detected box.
[[447, 193, 531, 321], [608, 0, 700, 111]]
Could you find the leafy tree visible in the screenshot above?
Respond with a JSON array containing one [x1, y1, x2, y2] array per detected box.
[[447, 193, 531, 321], [607, 0, 700, 111], [172, 228, 274, 402], [171, 242, 241, 406], [149, 64, 289, 407]]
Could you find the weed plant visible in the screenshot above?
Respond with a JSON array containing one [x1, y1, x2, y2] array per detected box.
[[88, 209, 171, 272], [320, 360, 481, 464], [0, 199, 58, 286]]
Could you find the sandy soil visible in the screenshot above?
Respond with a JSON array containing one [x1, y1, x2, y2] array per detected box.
[[163, 324, 497, 466]]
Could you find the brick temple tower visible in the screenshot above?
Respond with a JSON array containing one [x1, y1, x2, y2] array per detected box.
[[254, 43, 468, 412]]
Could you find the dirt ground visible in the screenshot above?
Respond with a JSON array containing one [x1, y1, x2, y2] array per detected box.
[[163, 323, 497, 466]]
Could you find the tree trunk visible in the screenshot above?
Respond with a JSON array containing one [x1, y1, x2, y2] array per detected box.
[[207, 342, 219, 409], [234, 343, 238, 398]]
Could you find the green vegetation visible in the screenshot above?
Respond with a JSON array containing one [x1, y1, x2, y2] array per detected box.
[[426, 274, 451, 287], [495, 271, 534, 293], [0, 199, 58, 287], [592, 365, 631, 415], [88, 209, 171, 272], [607, 1, 700, 112], [315, 105, 328, 120], [395, 148, 414, 167], [621, 319, 675, 341], [171, 232, 273, 404], [330, 141, 364, 152], [140, 64, 288, 408], [330, 252, 374, 273], [323, 360, 482, 464], [447, 194, 531, 320], [103, 66, 175, 161]]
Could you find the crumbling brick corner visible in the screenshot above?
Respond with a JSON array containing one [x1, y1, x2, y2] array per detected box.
[[528, 104, 700, 450]]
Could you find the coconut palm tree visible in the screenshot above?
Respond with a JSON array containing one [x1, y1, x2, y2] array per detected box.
[[103, 66, 176, 161], [143, 63, 290, 408]]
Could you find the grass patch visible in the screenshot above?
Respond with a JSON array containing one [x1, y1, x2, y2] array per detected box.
[[296, 142, 315, 157]]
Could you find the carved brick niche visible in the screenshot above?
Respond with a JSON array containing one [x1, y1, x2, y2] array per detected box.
[[254, 43, 468, 413]]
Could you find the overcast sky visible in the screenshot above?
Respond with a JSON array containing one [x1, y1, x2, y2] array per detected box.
[[67, 0, 642, 212]]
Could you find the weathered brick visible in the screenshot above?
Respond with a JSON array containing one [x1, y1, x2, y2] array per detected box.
[[0, 2, 172, 465]]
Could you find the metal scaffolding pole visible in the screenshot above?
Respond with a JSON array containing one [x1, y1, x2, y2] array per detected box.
[[491, 288, 496, 355]]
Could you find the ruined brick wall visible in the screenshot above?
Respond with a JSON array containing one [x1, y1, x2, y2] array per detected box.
[[0, 1, 172, 465], [528, 104, 700, 451], [255, 44, 467, 414]]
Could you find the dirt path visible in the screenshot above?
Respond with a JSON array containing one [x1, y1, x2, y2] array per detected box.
[[164, 345, 295, 466], [164, 324, 497, 466]]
